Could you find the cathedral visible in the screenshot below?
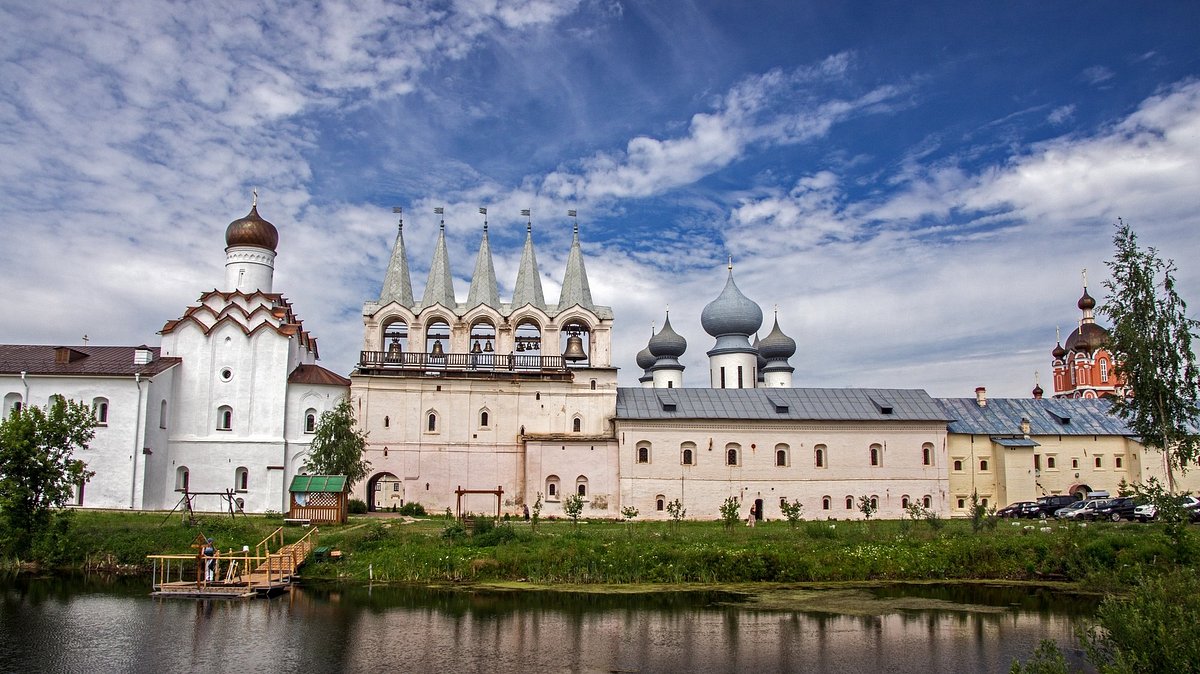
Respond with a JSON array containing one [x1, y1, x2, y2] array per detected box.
[[1, 200, 1193, 519]]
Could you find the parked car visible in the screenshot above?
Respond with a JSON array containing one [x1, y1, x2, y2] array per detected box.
[[1058, 499, 1113, 520], [1094, 496, 1138, 522], [997, 501, 1041, 518], [1035, 495, 1080, 519], [1134, 495, 1200, 522]]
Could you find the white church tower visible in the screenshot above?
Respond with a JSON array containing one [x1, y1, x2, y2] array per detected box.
[[153, 198, 348, 513]]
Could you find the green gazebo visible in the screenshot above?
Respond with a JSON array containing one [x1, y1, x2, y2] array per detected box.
[[288, 475, 349, 523]]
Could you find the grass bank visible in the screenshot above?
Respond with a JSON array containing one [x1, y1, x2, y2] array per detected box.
[[5, 511, 1196, 591]]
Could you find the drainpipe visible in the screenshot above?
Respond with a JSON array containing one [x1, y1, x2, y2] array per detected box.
[[20, 371, 29, 407], [130, 374, 143, 509]]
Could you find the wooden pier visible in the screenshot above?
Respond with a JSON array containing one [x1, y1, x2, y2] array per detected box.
[[148, 526, 318, 599]]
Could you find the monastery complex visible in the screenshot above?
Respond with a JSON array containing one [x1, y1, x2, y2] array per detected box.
[[2, 202, 1195, 520]]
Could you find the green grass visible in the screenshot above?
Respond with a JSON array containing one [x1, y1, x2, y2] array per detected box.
[[6, 511, 1196, 591]]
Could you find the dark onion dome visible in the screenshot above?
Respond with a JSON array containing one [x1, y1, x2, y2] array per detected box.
[[225, 204, 279, 251], [648, 314, 687, 359], [636, 345, 656, 370], [1065, 322, 1108, 353], [753, 335, 767, 369], [701, 269, 763, 337], [759, 316, 797, 360], [1033, 383, 1044, 397], [1052, 342, 1067, 359], [1078, 288, 1096, 311]]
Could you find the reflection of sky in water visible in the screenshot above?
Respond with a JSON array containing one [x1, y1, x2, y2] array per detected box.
[[0, 580, 1092, 673]]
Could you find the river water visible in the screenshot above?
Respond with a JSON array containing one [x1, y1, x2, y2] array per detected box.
[[0, 576, 1094, 673]]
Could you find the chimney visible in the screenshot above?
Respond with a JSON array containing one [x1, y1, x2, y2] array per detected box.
[[974, 386, 987, 407], [133, 345, 154, 365], [1020, 417, 1031, 436]]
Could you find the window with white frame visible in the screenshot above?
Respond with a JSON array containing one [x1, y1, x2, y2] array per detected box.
[[93, 397, 109, 425], [217, 406, 233, 431]]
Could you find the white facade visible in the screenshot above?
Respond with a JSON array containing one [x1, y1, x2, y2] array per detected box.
[[0, 202, 348, 513]]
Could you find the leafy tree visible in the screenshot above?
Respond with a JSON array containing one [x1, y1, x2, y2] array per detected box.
[[531, 492, 543, 531], [718, 496, 741, 531], [780, 498, 804, 528], [563, 493, 584, 529], [1101, 220, 1200, 491], [302, 399, 370, 489], [856, 495, 877, 520], [620, 505, 638, 537], [0, 398, 96, 558], [665, 498, 686, 530]]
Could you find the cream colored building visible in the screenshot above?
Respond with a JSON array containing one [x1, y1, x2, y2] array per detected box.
[[943, 388, 1199, 514]]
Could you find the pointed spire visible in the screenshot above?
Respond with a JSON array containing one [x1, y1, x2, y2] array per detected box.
[[379, 208, 414, 306], [467, 222, 500, 309], [558, 215, 594, 311], [421, 217, 457, 309], [511, 221, 546, 309]]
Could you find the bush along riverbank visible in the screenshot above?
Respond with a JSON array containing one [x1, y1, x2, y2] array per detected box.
[[3, 511, 1197, 591]]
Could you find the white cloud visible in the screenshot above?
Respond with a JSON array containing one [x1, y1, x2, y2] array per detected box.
[[1047, 104, 1075, 125]]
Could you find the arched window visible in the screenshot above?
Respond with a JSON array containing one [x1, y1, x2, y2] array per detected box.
[[217, 406, 233, 431], [93, 398, 109, 425], [775, 444, 788, 467], [235, 467, 248, 492], [922, 495, 932, 509], [869, 443, 882, 466], [822, 496, 831, 510], [979, 459, 989, 471], [426, 411, 438, 433], [546, 475, 560, 500], [572, 417, 582, 433], [3, 392, 23, 420], [1048, 457, 1056, 469], [479, 409, 490, 428], [535, 392, 541, 401], [922, 443, 933, 466], [901, 495, 910, 509], [681, 441, 697, 466], [590, 380, 597, 390], [1116, 456, 1123, 468], [304, 409, 317, 433], [726, 444, 740, 466], [870, 495, 878, 509], [1095, 456, 1102, 468], [845, 496, 853, 510], [636, 441, 650, 464], [953, 459, 963, 471], [1099, 359, 1109, 383], [576, 476, 588, 498], [815, 444, 826, 468], [176, 466, 190, 492], [159, 400, 168, 429], [384, 415, 390, 428], [656, 496, 665, 512]]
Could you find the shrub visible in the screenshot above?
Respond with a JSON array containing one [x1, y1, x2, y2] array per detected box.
[[348, 499, 368, 515], [474, 524, 520, 547], [441, 521, 467, 542], [399, 502, 426, 517], [719, 497, 742, 531]]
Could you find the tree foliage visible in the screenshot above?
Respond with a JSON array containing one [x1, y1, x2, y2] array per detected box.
[[0, 397, 96, 557], [856, 495, 877, 520], [1101, 220, 1200, 487], [780, 498, 804, 528], [718, 496, 741, 531], [302, 399, 370, 489], [563, 493, 584, 529]]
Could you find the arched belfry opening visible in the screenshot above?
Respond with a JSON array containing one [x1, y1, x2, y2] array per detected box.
[[382, 320, 408, 363], [560, 320, 591, 366], [514, 319, 542, 360], [470, 319, 497, 368]]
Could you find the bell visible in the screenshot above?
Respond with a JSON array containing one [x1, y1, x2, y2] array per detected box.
[[563, 334, 587, 361], [484, 340, 493, 353], [387, 338, 402, 355], [430, 340, 444, 357], [516, 342, 526, 352], [471, 340, 482, 354]]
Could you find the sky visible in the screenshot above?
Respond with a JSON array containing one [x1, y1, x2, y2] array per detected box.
[[1, 1, 1198, 398]]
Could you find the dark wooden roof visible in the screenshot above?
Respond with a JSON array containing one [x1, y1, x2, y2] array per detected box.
[[0, 344, 180, 377], [289, 364, 350, 387]]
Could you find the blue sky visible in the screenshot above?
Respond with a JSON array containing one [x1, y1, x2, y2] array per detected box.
[[2, 1, 1198, 397]]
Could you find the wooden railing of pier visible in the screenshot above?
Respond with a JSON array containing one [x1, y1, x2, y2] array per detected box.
[[148, 527, 319, 598]]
